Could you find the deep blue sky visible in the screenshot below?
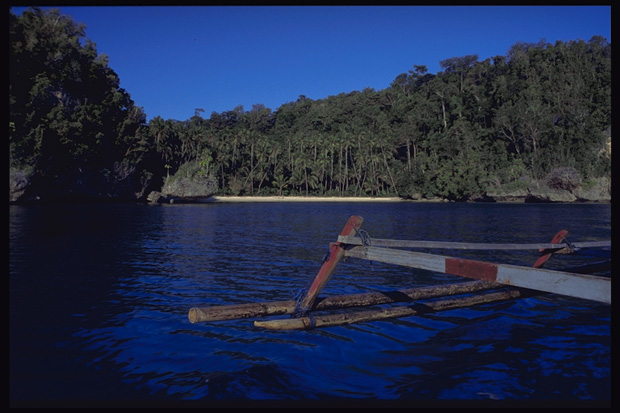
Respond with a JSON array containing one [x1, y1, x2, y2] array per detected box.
[[11, 5, 611, 122]]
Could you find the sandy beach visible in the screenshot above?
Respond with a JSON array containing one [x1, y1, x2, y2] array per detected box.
[[205, 195, 407, 203]]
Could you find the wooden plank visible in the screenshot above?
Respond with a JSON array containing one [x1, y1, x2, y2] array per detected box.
[[346, 246, 446, 272], [295, 215, 364, 314], [254, 288, 530, 330], [494, 263, 610, 303], [344, 246, 611, 304], [188, 280, 500, 323], [337, 235, 609, 251]]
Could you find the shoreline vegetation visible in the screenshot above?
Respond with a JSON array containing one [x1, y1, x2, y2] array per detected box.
[[185, 194, 608, 204], [10, 10, 611, 206]]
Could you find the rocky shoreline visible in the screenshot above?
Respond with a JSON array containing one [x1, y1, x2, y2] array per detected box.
[[9, 169, 610, 205], [483, 176, 611, 203]]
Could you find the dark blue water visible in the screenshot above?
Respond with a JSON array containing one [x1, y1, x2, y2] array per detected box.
[[9, 202, 611, 407]]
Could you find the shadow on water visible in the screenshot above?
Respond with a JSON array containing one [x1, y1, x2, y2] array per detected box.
[[10, 202, 611, 405]]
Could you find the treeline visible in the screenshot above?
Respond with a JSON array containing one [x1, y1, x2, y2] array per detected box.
[[10, 8, 611, 202], [10, 8, 150, 201]]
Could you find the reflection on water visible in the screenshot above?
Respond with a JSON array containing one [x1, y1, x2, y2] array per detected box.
[[10, 202, 611, 405]]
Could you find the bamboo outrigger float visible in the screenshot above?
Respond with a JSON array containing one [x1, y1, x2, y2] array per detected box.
[[188, 216, 611, 330]]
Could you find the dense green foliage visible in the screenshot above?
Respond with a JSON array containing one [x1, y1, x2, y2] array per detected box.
[[10, 8, 158, 200], [10, 8, 611, 202]]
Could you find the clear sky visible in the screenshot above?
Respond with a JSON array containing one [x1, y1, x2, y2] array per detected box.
[[11, 5, 611, 122]]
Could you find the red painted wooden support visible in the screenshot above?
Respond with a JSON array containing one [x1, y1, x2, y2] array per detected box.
[[533, 230, 568, 269], [296, 215, 364, 313]]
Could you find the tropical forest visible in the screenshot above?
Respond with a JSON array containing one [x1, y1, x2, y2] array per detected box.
[[9, 8, 612, 203]]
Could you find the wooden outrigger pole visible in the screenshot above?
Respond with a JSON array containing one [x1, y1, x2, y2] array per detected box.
[[188, 280, 501, 323], [188, 216, 611, 330], [253, 289, 533, 330]]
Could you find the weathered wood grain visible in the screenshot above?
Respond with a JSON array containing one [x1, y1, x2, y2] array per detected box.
[[254, 289, 530, 330], [188, 280, 500, 323]]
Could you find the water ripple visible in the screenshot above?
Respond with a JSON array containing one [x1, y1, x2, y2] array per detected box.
[[10, 202, 611, 404]]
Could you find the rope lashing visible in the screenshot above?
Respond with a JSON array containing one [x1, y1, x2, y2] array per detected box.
[[356, 228, 372, 246], [321, 247, 331, 263], [562, 238, 577, 253], [306, 312, 316, 329], [292, 287, 309, 318], [355, 228, 374, 270]]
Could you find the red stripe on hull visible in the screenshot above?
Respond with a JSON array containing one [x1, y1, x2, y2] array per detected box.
[[445, 258, 498, 282]]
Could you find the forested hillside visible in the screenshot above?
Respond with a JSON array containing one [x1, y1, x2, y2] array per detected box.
[[10, 8, 611, 203]]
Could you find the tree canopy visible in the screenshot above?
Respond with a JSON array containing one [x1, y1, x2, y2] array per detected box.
[[10, 8, 611, 202]]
